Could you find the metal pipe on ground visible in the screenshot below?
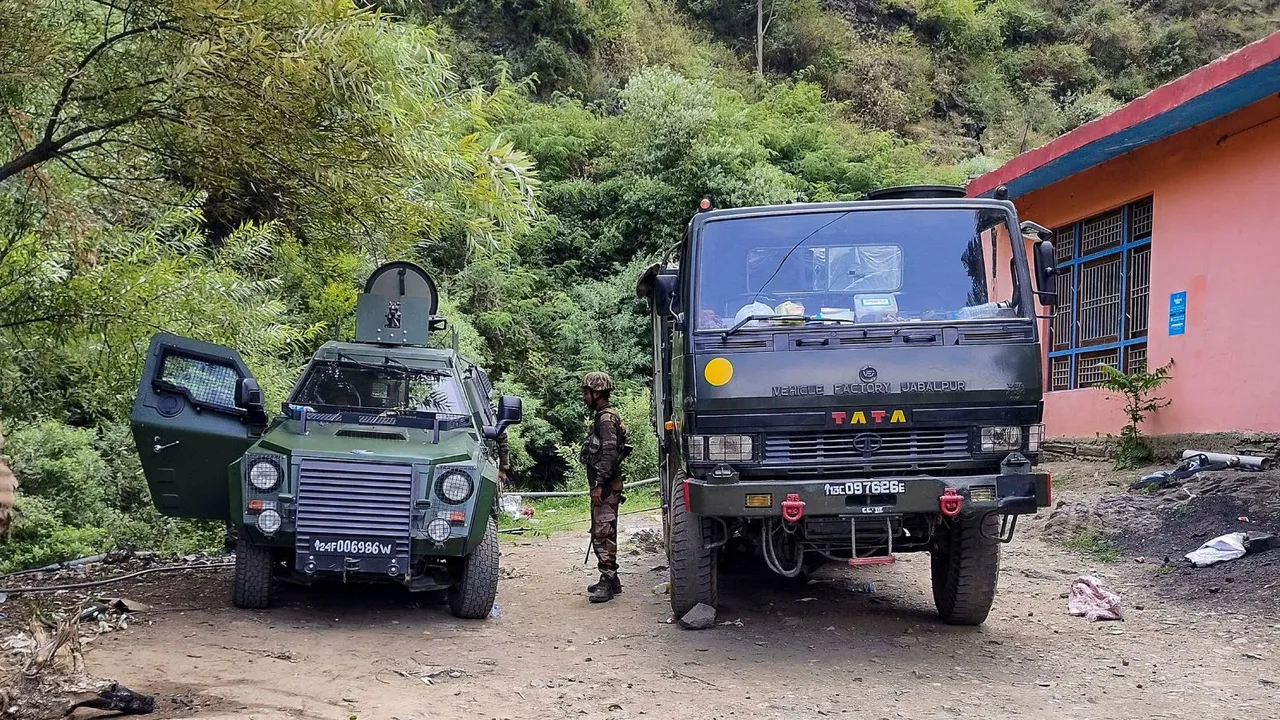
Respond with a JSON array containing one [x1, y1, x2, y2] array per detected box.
[[1181, 450, 1273, 471], [504, 477, 659, 498]]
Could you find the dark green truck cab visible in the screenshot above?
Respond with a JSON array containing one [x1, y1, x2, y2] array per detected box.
[[130, 262, 521, 618], [637, 186, 1060, 625]]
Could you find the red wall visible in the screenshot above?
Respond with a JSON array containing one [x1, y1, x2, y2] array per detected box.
[[1009, 95, 1280, 438]]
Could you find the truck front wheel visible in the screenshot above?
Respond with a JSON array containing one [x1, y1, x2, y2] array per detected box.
[[231, 540, 274, 609], [449, 517, 500, 619], [930, 512, 1001, 625], [668, 474, 717, 617]]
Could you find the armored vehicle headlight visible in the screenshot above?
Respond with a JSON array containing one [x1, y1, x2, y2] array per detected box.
[[248, 458, 282, 491], [706, 435, 753, 462], [426, 518, 452, 542], [257, 509, 282, 535], [980, 426, 1023, 453], [436, 471, 474, 504]]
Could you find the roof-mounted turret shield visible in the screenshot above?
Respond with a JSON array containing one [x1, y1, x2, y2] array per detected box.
[[355, 261, 447, 346]]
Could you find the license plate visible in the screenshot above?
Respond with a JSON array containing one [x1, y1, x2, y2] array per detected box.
[[823, 480, 906, 496], [309, 537, 397, 557]]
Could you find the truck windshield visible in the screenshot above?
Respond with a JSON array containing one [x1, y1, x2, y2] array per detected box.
[[695, 207, 1022, 331], [291, 361, 468, 417]]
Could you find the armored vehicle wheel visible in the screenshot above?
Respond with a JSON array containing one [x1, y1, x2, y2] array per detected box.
[[449, 517, 500, 619], [668, 474, 717, 617], [232, 541, 274, 609], [930, 512, 1001, 625]]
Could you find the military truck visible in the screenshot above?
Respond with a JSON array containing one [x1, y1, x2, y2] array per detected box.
[[635, 186, 1057, 625], [130, 261, 521, 618]]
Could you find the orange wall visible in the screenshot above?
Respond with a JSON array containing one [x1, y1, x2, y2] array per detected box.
[[1011, 94, 1280, 438]]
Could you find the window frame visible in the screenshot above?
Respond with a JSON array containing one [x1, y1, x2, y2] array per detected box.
[[1048, 197, 1153, 391]]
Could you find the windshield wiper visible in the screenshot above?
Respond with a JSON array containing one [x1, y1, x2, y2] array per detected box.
[[721, 314, 856, 340], [334, 351, 380, 370]]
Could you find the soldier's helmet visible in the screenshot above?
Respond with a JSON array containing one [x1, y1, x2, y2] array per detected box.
[[581, 371, 614, 392]]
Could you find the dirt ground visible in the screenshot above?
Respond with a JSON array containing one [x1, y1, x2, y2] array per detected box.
[[4, 460, 1280, 720]]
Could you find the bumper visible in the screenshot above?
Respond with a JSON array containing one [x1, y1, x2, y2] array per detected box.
[[685, 472, 1051, 518]]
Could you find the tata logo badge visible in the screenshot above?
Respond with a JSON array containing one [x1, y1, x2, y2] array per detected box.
[[851, 433, 883, 454], [859, 366, 878, 383], [831, 410, 907, 425]]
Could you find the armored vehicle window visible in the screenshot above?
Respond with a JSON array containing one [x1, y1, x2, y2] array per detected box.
[[292, 361, 467, 416], [159, 354, 240, 410], [695, 207, 1020, 330]]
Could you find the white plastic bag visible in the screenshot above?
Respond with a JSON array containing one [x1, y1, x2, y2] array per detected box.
[[499, 494, 523, 520], [1184, 532, 1248, 568]]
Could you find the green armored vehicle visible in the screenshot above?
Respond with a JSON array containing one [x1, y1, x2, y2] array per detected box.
[[636, 187, 1056, 625], [130, 262, 521, 617]]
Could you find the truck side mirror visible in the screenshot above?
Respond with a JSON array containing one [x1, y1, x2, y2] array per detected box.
[[236, 377, 265, 412], [654, 274, 678, 316], [484, 395, 523, 439], [1032, 240, 1058, 307]]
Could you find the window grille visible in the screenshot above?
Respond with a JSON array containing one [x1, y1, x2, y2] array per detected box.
[[1046, 198, 1153, 390]]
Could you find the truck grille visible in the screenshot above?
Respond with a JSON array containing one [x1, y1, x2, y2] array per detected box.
[[763, 428, 969, 465], [295, 459, 413, 572]]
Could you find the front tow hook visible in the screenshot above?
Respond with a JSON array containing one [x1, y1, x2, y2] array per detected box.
[[939, 488, 964, 517], [781, 493, 806, 523]]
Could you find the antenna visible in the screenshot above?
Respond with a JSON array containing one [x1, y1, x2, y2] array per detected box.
[[452, 327, 459, 354]]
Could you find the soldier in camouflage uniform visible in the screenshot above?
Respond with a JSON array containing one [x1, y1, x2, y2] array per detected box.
[[495, 429, 511, 491], [580, 372, 628, 603], [0, 428, 16, 541]]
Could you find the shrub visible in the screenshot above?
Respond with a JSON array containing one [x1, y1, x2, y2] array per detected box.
[[1097, 360, 1174, 470]]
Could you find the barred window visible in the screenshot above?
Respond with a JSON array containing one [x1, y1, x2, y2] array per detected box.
[[160, 354, 240, 410], [1047, 198, 1152, 390]]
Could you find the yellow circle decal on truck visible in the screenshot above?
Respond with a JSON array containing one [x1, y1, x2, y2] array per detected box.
[[704, 357, 733, 386]]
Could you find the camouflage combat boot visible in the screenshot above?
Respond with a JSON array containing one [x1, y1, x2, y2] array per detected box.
[[588, 573, 619, 603], [587, 574, 623, 595]]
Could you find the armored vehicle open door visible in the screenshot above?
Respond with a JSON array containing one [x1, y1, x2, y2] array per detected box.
[[130, 333, 268, 519]]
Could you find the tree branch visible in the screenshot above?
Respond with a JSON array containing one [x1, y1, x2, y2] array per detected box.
[[42, 21, 175, 146]]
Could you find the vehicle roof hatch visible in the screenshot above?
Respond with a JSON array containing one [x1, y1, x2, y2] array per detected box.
[[861, 185, 967, 200]]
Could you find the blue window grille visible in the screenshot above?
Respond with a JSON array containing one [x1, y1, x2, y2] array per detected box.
[[1048, 198, 1152, 391]]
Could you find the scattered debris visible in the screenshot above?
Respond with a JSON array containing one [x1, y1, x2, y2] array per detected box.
[[678, 603, 717, 630], [1067, 575, 1124, 622], [652, 581, 670, 595], [625, 528, 663, 554], [1185, 532, 1276, 567], [395, 666, 466, 685]]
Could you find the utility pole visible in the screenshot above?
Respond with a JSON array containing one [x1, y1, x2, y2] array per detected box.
[[756, 0, 764, 77]]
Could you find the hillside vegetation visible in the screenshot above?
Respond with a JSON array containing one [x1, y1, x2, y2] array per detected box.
[[0, 0, 1273, 570]]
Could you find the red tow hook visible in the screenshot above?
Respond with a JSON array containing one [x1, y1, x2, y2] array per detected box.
[[939, 488, 964, 517], [781, 493, 806, 523]]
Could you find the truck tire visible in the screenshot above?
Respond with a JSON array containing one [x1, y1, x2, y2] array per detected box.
[[668, 474, 717, 617], [449, 517, 500, 619], [232, 541, 274, 609], [930, 512, 1001, 625]]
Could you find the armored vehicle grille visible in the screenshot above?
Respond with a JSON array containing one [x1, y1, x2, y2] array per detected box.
[[763, 428, 969, 465], [295, 459, 414, 554]]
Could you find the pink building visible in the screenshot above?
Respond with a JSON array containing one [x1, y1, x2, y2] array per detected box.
[[967, 31, 1280, 440]]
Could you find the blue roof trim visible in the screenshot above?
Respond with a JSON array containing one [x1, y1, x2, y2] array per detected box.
[[979, 59, 1280, 199]]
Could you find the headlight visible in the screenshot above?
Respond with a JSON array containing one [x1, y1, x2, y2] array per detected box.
[[980, 426, 1023, 453], [257, 509, 282, 535], [706, 435, 753, 462], [435, 471, 474, 503], [426, 518, 451, 542], [1027, 424, 1044, 453], [248, 458, 282, 491]]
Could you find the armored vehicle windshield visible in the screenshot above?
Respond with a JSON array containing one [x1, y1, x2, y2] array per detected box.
[[695, 206, 1024, 330], [291, 359, 471, 423]]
